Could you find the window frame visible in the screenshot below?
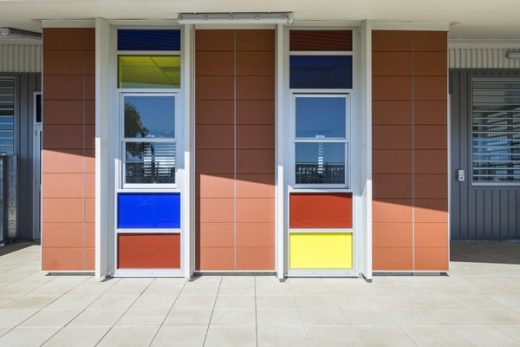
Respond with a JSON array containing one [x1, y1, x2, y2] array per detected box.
[[290, 93, 351, 189], [119, 92, 179, 189]]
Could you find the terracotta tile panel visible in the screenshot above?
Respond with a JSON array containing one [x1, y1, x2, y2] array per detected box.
[[236, 100, 274, 125], [85, 125, 95, 149], [85, 76, 95, 100], [83, 248, 95, 270], [197, 247, 235, 270], [196, 125, 234, 149], [84, 223, 95, 248], [236, 247, 274, 270], [84, 151, 95, 173], [43, 28, 88, 51], [414, 247, 449, 271], [415, 125, 447, 149], [236, 174, 275, 198], [196, 100, 234, 125], [415, 199, 448, 223], [414, 223, 448, 248], [373, 150, 412, 174], [373, 77, 413, 101], [373, 222, 413, 248], [196, 76, 234, 100], [415, 101, 447, 125], [43, 198, 83, 223], [414, 52, 447, 76], [196, 51, 234, 76], [373, 247, 413, 271], [42, 173, 83, 199], [290, 193, 352, 228], [198, 198, 234, 223], [42, 247, 83, 271], [44, 76, 83, 100], [236, 222, 274, 247], [42, 150, 85, 174], [372, 199, 413, 223], [414, 31, 447, 52], [118, 234, 180, 269], [44, 100, 83, 125], [197, 223, 234, 248], [85, 101, 95, 125], [372, 52, 413, 76], [236, 30, 274, 51], [196, 30, 234, 51], [372, 101, 412, 125], [236, 198, 275, 223], [43, 125, 84, 150], [236, 125, 274, 149], [372, 125, 412, 149], [84, 198, 95, 223], [236, 51, 274, 76], [372, 174, 413, 199], [85, 29, 95, 51], [42, 223, 83, 248], [236, 150, 274, 174], [44, 50, 85, 75], [84, 173, 95, 199], [236, 76, 274, 100], [414, 76, 447, 101], [196, 150, 234, 174], [197, 174, 234, 199], [290, 30, 352, 51], [85, 51, 95, 75], [415, 175, 448, 199], [372, 31, 413, 52], [415, 150, 447, 174]]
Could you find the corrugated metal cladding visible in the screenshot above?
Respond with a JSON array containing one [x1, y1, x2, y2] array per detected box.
[[0, 41, 42, 73], [449, 48, 520, 69]]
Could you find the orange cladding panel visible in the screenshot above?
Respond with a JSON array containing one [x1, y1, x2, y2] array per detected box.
[[290, 193, 352, 229], [118, 234, 180, 269]]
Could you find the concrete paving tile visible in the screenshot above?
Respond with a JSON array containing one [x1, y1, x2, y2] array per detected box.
[[402, 326, 470, 347], [116, 309, 169, 327], [210, 309, 256, 326], [0, 327, 60, 347], [355, 327, 418, 347], [488, 295, 520, 310], [257, 326, 307, 347], [89, 294, 138, 311], [174, 295, 216, 310], [342, 310, 395, 326], [20, 309, 78, 327], [257, 310, 303, 327], [256, 296, 298, 311], [44, 295, 97, 311], [335, 295, 381, 311], [43, 326, 110, 347], [204, 326, 256, 347], [452, 326, 518, 347], [3, 295, 57, 310], [151, 326, 206, 347], [127, 294, 176, 312], [214, 295, 255, 311], [373, 295, 423, 310], [496, 325, 520, 342], [0, 309, 38, 328], [298, 307, 348, 326], [69, 308, 124, 327], [293, 295, 338, 310], [164, 309, 212, 326], [97, 326, 158, 347], [305, 326, 363, 347]]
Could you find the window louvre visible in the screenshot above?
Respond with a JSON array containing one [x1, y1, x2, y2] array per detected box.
[[472, 78, 520, 184]]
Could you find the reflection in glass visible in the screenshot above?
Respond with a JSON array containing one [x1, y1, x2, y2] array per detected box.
[[118, 55, 181, 88], [296, 97, 346, 138], [124, 96, 175, 138], [296, 143, 345, 184], [125, 142, 176, 184]]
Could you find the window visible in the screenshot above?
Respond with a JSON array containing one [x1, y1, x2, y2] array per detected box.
[[122, 95, 176, 186], [294, 95, 349, 185], [472, 78, 520, 184], [118, 55, 181, 88]]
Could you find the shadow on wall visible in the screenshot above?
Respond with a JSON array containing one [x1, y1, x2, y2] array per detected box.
[[451, 241, 520, 265]]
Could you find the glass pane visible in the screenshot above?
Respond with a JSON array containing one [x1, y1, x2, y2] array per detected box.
[[125, 142, 176, 184], [296, 97, 346, 138], [118, 55, 181, 88], [295, 143, 345, 184], [124, 96, 175, 138], [118, 29, 181, 51], [290, 56, 352, 89]]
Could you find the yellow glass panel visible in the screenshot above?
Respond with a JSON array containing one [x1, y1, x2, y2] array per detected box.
[[118, 55, 181, 88], [289, 233, 352, 269]]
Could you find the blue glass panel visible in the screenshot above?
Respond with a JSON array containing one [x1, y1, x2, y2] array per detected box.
[[290, 56, 352, 89], [296, 97, 346, 138], [118, 193, 180, 228], [295, 143, 345, 184], [118, 30, 181, 51]]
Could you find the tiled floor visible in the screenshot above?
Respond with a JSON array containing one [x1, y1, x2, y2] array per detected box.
[[1, 242, 520, 346]]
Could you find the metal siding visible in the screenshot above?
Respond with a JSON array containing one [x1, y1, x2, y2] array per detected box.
[[449, 48, 520, 69], [450, 69, 520, 240], [0, 42, 42, 73]]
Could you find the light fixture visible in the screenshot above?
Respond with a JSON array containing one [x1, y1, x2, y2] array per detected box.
[[506, 51, 520, 59], [0, 27, 41, 39], [177, 12, 294, 25]]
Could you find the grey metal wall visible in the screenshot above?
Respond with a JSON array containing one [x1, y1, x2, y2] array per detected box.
[[0, 73, 41, 241], [450, 69, 520, 240], [449, 48, 520, 69]]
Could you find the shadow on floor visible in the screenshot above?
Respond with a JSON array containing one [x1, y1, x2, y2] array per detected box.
[[451, 240, 520, 265], [0, 241, 39, 257]]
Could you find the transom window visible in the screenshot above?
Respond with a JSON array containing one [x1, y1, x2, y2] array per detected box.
[[472, 78, 520, 184]]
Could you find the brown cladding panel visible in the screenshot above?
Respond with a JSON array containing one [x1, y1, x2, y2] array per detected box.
[[290, 30, 352, 51], [42, 28, 95, 271], [118, 234, 181, 269], [196, 30, 234, 51], [236, 30, 274, 51]]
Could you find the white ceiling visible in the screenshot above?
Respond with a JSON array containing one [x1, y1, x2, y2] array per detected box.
[[1, 0, 520, 39]]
